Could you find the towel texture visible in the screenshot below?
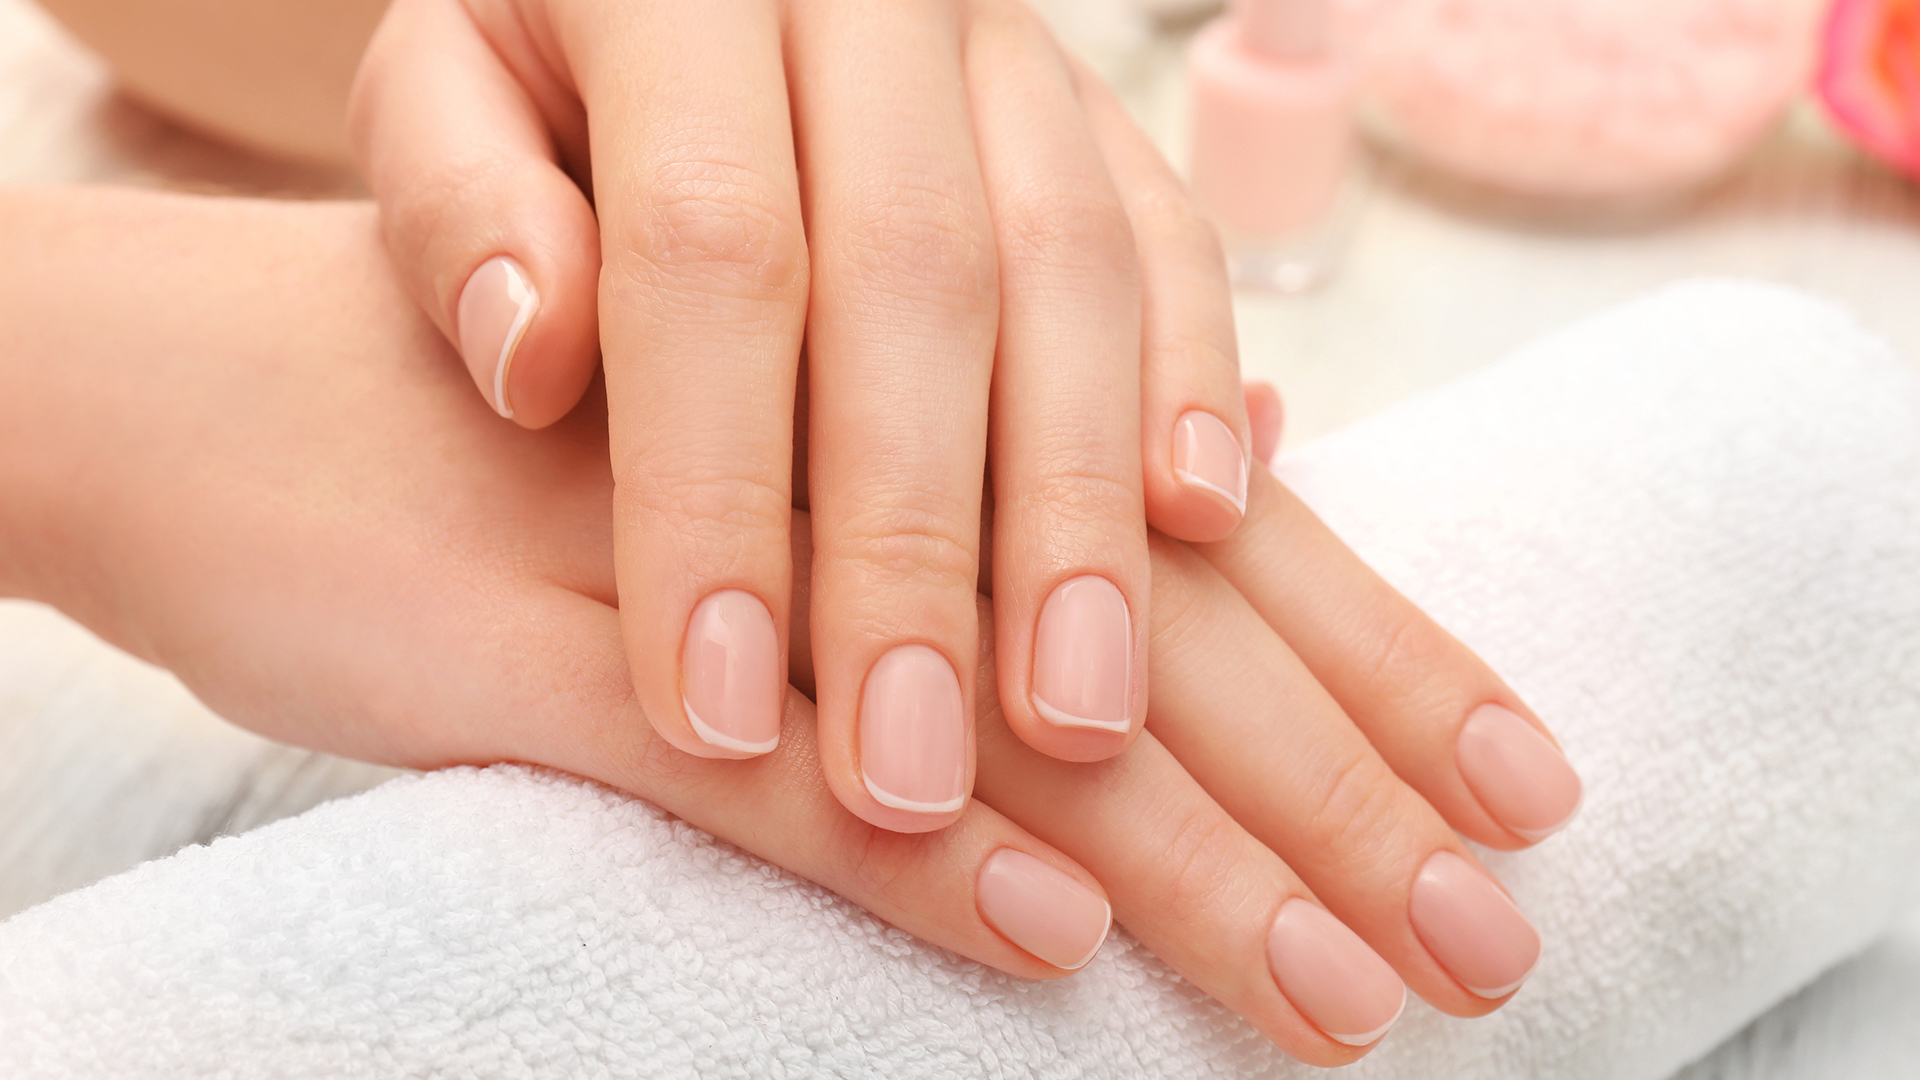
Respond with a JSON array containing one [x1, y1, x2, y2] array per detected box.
[[4, 280, 1920, 1079]]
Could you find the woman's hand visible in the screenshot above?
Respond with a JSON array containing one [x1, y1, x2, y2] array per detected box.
[[0, 188, 1576, 1062], [348, 0, 1262, 831]]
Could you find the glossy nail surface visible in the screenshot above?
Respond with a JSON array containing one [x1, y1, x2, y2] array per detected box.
[[1267, 899, 1406, 1046], [1456, 703, 1584, 842], [1031, 575, 1132, 733], [976, 848, 1112, 970], [1408, 851, 1541, 999], [682, 590, 782, 754], [456, 255, 539, 419], [1173, 410, 1248, 513], [859, 644, 967, 814]]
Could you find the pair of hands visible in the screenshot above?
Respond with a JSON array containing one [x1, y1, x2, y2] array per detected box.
[[350, 0, 1269, 832], [2, 189, 1579, 1063]]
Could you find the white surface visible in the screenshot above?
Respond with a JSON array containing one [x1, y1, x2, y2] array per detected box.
[[7, 281, 1920, 1079], [5, 2, 1920, 1076]]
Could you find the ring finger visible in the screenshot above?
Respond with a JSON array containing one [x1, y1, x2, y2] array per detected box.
[[965, 1, 1152, 764]]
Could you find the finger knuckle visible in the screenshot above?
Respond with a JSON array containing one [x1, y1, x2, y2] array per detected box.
[[997, 176, 1136, 278], [826, 501, 979, 594], [834, 812, 947, 903], [1150, 804, 1249, 915], [618, 464, 791, 549], [837, 177, 996, 313], [1130, 187, 1226, 268], [1302, 747, 1407, 868], [1360, 610, 1456, 709], [1012, 463, 1141, 548], [612, 157, 808, 305]]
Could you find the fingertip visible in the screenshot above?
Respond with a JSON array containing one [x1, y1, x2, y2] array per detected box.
[[975, 847, 1113, 973], [1244, 381, 1283, 465], [1151, 409, 1248, 543]]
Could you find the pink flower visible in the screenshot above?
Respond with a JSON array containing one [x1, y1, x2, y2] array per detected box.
[[1818, 0, 1920, 178]]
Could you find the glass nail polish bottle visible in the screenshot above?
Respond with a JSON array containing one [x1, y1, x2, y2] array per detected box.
[[1187, 0, 1358, 292]]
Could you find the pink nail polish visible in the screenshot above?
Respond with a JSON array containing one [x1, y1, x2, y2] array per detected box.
[[859, 644, 967, 814], [681, 590, 782, 754], [1456, 704, 1584, 842], [456, 255, 539, 419], [1187, 0, 1358, 291], [1031, 575, 1133, 734], [976, 848, 1112, 970], [1172, 410, 1249, 514], [1266, 899, 1406, 1046], [1408, 851, 1541, 999]]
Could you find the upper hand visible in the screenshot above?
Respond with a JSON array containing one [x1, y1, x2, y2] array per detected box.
[[348, 0, 1262, 830]]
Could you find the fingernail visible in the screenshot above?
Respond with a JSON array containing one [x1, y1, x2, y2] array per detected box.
[[1456, 704, 1584, 842], [1173, 410, 1248, 513], [1408, 851, 1541, 999], [1031, 575, 1132, 733], [859, 644, 967, 814], [1266, 899, 1406, 1047], [456, 255, 539, 420], [681, 590, 782, 754], [976, 848, 1112, 970]]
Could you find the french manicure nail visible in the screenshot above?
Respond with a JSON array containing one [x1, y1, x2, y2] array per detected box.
[[859, 644, 967, 814], [681, 590, 782, 754], [1408, 851, 1541, 999], [1173, 410, 1248, 513], [457, 255, 539, 419], [976, 848, 1112, 970], [1032, 575, 1132, 733], [1456, 703, 1584, 842], [1266, 899, 1407, 1047]]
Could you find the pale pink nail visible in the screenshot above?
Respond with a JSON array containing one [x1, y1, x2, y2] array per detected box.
[[976, 848, 1112, 970], [1031, 575, 1133, 733], [1456, 704, 1584, 842], [681, 590, 782, 754], [1173, 410, 1248, 513], [1408, 851, 1541, 999], [859, 644, 967, 814], [456, 255, 539, 419], [1266, 899, 1406, 1046]]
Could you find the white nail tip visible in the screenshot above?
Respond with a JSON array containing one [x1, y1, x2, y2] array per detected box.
[[1174, 467, 1248, 513], [862, 773, 966, 815], [1033, 695, 1131, 734], [1509, 785, 1587, 843], [1464, 964, 1536, 1000], [1325, 987, 1406, 1046], [1060, 900, 1115, 971], [683, 696, 779, 756], [490, 263, 539, 420]]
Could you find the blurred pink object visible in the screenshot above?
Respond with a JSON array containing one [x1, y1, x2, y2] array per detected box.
[[1817, 0, 1920, 178], [1341, 0, 1823, 201]]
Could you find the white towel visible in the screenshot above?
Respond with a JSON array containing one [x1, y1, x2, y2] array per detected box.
[[3, 279, 1920, 1079]]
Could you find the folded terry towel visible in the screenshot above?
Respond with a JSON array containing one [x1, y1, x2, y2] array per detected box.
[[4, 280, 1920, 1080]]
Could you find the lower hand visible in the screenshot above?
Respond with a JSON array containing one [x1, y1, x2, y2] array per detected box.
[[0, 188, 1576, 1063]]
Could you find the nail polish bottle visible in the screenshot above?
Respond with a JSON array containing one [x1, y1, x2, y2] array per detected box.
[[1187, 0, 1357, 292]]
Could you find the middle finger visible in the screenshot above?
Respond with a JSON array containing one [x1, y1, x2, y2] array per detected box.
[[789, 0, 997, 832]]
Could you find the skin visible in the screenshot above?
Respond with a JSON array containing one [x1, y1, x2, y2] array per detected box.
[[0, 188, 1565, 1060], [32, 0, 1560, 843], [32, 0, 388, 163], [344, 0, 1267, 832]]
